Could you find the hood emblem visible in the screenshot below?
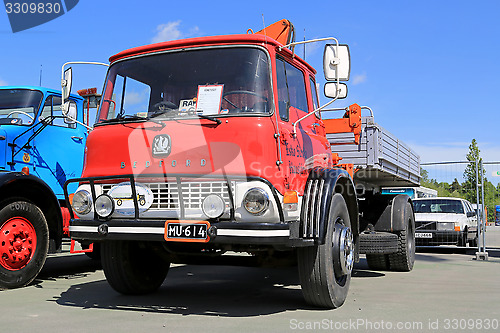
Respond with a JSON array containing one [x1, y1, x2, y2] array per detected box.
[[152, 134, 172, 157]]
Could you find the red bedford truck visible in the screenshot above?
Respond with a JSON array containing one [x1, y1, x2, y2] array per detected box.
[[65, 20, 418, 308]]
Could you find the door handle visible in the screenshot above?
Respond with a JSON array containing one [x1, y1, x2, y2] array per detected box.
[[71, 136, 84, 141]]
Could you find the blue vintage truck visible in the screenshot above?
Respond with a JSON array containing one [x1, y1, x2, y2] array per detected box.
[[0, 86, 91, 289]]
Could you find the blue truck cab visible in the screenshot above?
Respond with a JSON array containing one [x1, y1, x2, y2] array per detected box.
[[0, 86, 88, 289]]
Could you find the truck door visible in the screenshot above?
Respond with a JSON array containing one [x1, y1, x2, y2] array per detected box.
[[33, 95, 87, 199], [275, 57, 329, 191]]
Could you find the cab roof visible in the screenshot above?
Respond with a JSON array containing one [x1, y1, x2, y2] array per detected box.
[[109, 34, 316, 74]]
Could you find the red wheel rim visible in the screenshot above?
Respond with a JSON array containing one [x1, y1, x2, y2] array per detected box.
[[0, 217, 37, 271]]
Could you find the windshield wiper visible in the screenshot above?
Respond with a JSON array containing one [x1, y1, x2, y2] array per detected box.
[[150, 109, 220, 125], [100, 115, 144, 123], [101, 114, 165, 127], [196, 113, 221, 125]]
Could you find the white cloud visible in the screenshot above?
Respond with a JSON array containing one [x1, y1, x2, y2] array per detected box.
[[352, 73, 367, 85], [125, 90, 147, 106], [0, 78, 7, 86], [151, 21, 199, 43]]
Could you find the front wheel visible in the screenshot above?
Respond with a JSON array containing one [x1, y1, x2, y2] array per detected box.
[[101, 240, 170, 295], [0, 201, 49, 289], [297, 193, 354, 309]]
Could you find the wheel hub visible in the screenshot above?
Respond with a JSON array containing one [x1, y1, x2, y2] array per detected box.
[[0, 217, 36, 271], [334, 223, 354, 276]]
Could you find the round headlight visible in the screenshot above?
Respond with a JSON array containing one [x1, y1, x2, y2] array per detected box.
[[95, 194, 114, 218], [202, 194, 225, 219], [72, 190, 92, 215], [243, 188, 269, 215]]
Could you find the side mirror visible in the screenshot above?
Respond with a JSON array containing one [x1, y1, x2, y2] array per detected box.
[[62, 67, 73, 101], [323, 44, 350, 81], [324, 82, 348, 99], [63, 101, 77, 124]]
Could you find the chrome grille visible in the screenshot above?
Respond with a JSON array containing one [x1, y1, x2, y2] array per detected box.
[[181, 182, 232, 209], [301, 179, 324, 238], [102, 181, 233, 212]]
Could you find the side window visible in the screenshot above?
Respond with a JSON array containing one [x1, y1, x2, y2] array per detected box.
[[309, 77, 320, 118], [276, 58, 289, 121], [276, 57, 309, 120], [310, 78, 319, 110], [42, 96, 77, 129], [284, 62, 308, 112]]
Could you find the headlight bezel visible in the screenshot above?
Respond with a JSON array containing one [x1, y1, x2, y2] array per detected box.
[[72, 189, 93, 215], [242, 187, 270, 216]]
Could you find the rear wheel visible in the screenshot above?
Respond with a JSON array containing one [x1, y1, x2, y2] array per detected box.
[[0, 201, 49, 289], [298, 193, 353, 308], [387, 202, 415, 271], [101, 240, 169, 295]]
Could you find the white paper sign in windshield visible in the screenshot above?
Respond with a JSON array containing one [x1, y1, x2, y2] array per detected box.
[[195, 85, 223, 115]]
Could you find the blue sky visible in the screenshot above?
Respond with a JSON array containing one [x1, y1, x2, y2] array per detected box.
[[1, 0, 499, 171]]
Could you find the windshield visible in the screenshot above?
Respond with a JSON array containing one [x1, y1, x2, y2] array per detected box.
[[97, 47, 272, 123], [413, 199, 464, 214], [0, 89, 43, 125]]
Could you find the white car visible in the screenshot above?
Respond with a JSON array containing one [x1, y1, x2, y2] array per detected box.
[[412, 197, 478, 247]]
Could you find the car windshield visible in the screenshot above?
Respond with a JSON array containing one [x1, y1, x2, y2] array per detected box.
[[0, 89, 43, 125], [97, 47, 272, 123], [413, 199, 464, 214]]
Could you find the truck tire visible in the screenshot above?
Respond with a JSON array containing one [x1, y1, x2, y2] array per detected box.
[[365, 254, 389, 270], [101, 240, 169, 295], [0, 201, 49, 289], [387, 202, 415, 272], [297, 193, 354, 308]]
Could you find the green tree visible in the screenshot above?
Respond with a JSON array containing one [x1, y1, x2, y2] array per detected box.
[[450, 178, 462, 193], [462, 139, 485, 203]]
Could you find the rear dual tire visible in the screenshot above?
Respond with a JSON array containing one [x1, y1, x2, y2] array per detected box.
[[366, 201, 415, 272]]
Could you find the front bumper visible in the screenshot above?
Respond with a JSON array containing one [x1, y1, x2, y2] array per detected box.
[[69, 219, 313, 247]]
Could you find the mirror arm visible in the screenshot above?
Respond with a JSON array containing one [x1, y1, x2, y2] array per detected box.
[[61, 61, 109, 111], [279, 37, 339, 56], [290, 39, 342, 135], [292, 98, 337, 135], [65, 114, 93, 130]]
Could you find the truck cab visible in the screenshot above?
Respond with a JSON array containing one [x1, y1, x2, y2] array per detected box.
[[0, 86, 87, 195], [0, 86, 88, 289]]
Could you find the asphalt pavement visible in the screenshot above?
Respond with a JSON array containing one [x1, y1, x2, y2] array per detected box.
[[1, 230, 499, 333]]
